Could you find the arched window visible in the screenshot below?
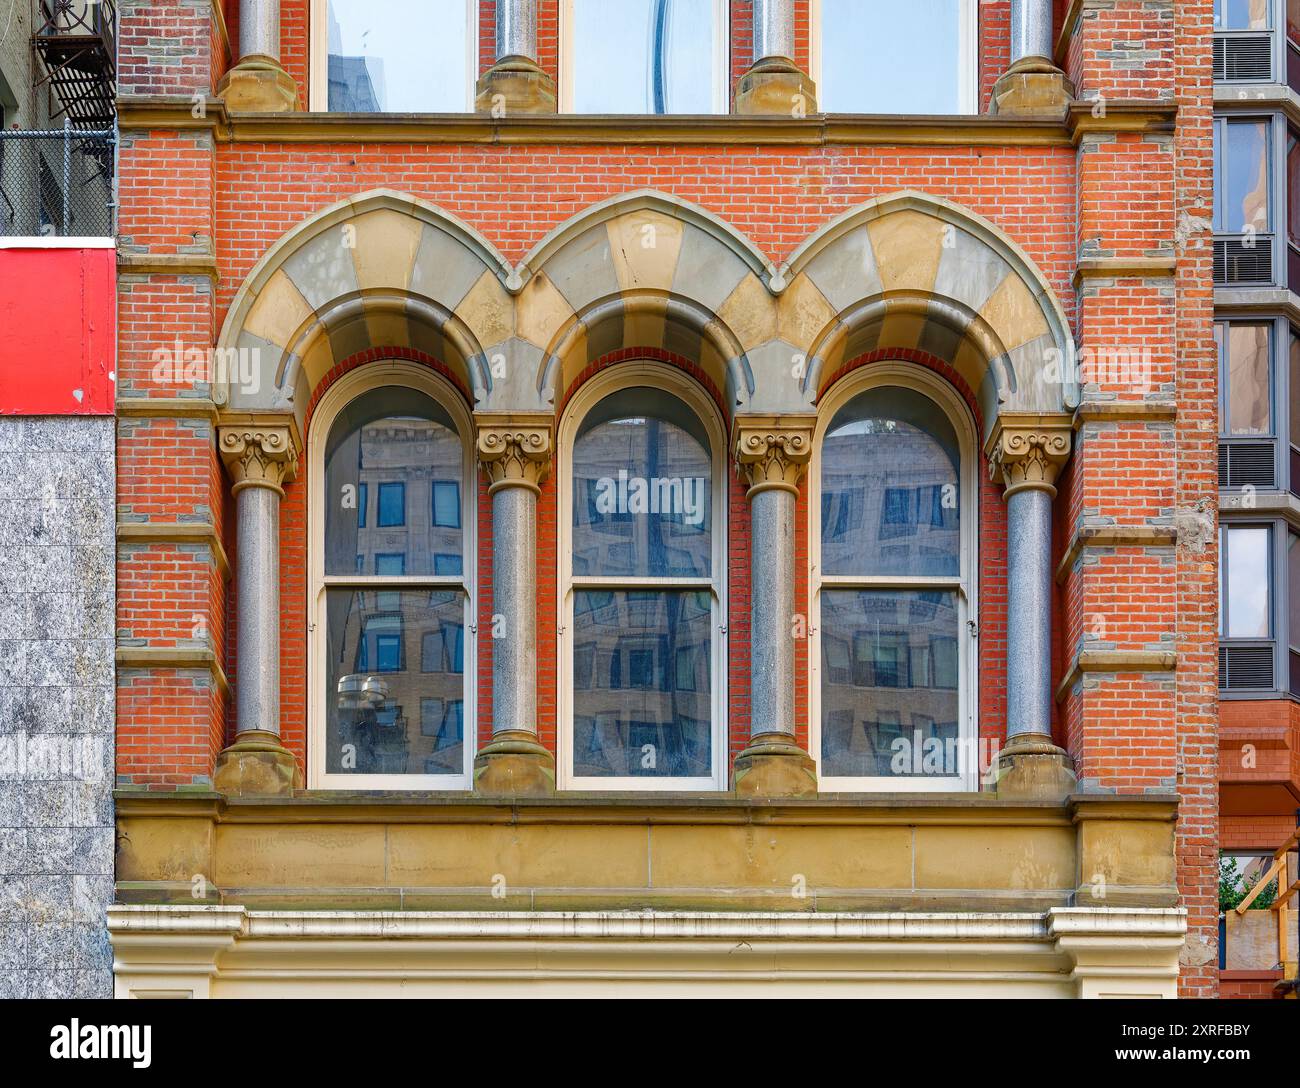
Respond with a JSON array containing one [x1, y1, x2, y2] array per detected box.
[[811, 366, 978, 791], [558, 366, 727, 789], [309, 364, 475, 788]]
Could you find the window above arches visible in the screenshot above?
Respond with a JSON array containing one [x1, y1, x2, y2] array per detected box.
[[811, 0, 977, 115]]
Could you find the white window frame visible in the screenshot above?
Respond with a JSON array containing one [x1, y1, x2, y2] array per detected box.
[[308, 0, 479, 112], [307, 361, 477, 790], [558, 0, 731, 114], [809, 364, 980, 793], [809, 0, 978, 116], [556, 362, 729, 791]]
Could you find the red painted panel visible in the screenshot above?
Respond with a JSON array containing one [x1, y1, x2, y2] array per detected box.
[[0, 245, 116, 415]]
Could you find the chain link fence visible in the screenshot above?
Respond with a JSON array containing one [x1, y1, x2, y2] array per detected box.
[[0, 125, 115, 238]]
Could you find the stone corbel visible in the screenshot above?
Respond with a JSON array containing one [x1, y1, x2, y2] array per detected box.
[[733, 416, 815, 499], [476, 414, 554, 495], [217, 418, 300, 495], [985, 416, 1073, 499]]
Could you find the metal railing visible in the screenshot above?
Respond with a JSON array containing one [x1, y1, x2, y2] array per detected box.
[[0, 123, 115, 237]]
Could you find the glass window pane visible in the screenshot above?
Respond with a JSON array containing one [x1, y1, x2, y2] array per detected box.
[[572, 590, 712, 778], [572, 387, 712, 578], [821, 386, 960, 577], [1217, 121, 1270, 234], [820, 590, 961, 779], [569, 0, 721, 114], [1290, 532, 1300, 694], [432, 481, 461, 528], [1216, 0, 1271, 29], [327, 0, 470, 111], [326, 588, 466, 776], [1224, 527, 1271, 638], [1290, 331, 1300, 495], [1222, 323, 1272, 434], [820, 0, 969, 114], [324, 387, 463, 576]]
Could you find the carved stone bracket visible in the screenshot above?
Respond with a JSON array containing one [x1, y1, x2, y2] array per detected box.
[[476, 414, 554, 495], [734, 416, 815, 499], [986, 416, 1073, 499], [217, 420, 300, 495]]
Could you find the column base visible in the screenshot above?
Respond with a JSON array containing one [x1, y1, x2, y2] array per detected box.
[[216, 56, 300, 113], [474, 731, 556, 796], [475, 56, 557, 116], [994, 735, 1077, 801], [213, 732, 301, 798], [733, 734, 818, 798], [733, 57, 817, 117], [989, 58, 1075, 118]]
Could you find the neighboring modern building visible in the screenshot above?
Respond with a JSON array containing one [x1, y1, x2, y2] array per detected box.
[[1209, 0, 1300, 1000], [61, 0, 1293, 998], [0, 0, 117, 999]]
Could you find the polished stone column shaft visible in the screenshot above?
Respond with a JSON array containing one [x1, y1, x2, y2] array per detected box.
[[732, 417, 816, 797], [1010, 0, 1054, 66], [753, 0, 796, 63], [497, 0, 539, 60], [239, 0, 281, 62]]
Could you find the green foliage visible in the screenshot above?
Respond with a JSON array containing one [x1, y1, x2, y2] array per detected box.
[[1219, 855, 1278, 913]]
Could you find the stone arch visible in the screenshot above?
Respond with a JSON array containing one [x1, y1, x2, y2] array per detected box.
[[513, 189, 775, 413], [218, 188, 514, 431], [777, 191, 1076, 437]]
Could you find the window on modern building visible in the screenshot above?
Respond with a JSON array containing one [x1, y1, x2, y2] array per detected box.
[[1288, 530, 1300, 694], [432, 480, 461, 528], [559, 369, 725, 789], [1290, 328, 1300, 494], [311, 370, 474, 788], [813, 0, 976, 114], [561, 0, 728, 113], [813, 370, 975, 791], [311, 0, 475, 112], [1219, 322, 1272, 436], [1221, 525, 1271, 639], [1290, 1, 1300, 87], [1215, 0, 1270, 30], [1214, 115, 1278, 285]]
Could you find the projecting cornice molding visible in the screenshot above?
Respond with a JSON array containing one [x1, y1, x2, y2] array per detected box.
[[116, 96, 1177, 148]]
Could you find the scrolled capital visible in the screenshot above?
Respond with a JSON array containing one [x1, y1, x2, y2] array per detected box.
[[476, 414, 554, 495], [734, 416, 815, 500], [988, 418, 1072, 499], [218, 422, 299, 496]]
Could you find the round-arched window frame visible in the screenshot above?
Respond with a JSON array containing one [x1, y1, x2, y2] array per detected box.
[[810, 364, 979, 792], [308, 362, 476, 789], [557, 363, 728, 790]]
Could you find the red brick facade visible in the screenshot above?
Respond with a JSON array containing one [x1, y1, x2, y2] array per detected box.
[[115, 0, 1231, 997]]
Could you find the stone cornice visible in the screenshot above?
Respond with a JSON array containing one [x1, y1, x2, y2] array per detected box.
[[217, 418, 300, 495], [112, 789, 1179, 826], [733, 415, 815, 499], [476, 413, 553, 495], [1073, 400, 1178, 426], [1071, 256, 1176, 289], [986, 415, 1074, 498], [117, 397, 221, 421], [117, 96, 1176, 147]]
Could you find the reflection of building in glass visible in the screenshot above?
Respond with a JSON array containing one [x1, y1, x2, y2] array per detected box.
[[327, 9, 387, 111], [820, 591, 960, 779], [572, 590, 712, 778], [324, 410, 466, 777]]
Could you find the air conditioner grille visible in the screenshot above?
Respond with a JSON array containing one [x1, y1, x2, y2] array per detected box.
[[1214, 236, 1274, 285], [1214, 34, 1273, 82], [1219, 644, 1275, 690], [1218, 441, 1276, 489]]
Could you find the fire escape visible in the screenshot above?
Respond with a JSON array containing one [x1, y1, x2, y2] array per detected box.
[[31, 0, 117, 129]]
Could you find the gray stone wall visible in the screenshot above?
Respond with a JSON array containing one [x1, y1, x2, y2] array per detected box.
[[0, 416, 115, 998]]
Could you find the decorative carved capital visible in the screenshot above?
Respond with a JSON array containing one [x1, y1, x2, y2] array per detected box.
[[987, 417, 1072, 498], [476, 414, 553, 495], [218, 421, 299, 495], [734, 416, 815, 499]]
